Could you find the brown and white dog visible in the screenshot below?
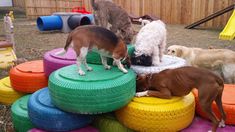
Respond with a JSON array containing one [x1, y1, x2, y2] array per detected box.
[[167, 45, 235, 83], [56, 25, 130, 75], [135, 66, 226, 132]]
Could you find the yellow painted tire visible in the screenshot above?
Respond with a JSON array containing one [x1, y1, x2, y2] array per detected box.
[[0, 77, 25, 105], [116, 93, 195, 132]]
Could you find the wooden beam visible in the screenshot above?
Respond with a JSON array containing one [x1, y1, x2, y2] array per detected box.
[[185, 4, 234, 29]]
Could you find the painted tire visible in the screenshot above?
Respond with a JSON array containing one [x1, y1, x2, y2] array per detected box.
[[193, 84, 235, 125], [28, 126, 98, 132], [11, 95, 35, 132], [49, 64, 136, 114], [93, 113, 134, 132], [10, 60, 48, 93], [87, 44, 135, 65], [43, 48, 77, 76], [131, 55, 187, 74], [116, 93, 195, 132], [28, 88, 93, 131], [0, 77, 25, 105], [182, 116, 235, 132]]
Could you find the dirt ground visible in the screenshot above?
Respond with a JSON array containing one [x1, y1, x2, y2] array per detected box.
[[0, 8, 235, 132]]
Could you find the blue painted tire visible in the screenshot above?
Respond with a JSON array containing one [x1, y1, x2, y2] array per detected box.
[[28, 88, 94, 132]]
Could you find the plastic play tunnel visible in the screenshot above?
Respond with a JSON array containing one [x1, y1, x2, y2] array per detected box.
[[37, 16, 63, 31], [68, 15, 91, 30]]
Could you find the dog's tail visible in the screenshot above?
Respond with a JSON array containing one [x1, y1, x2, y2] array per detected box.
[[90, 0, 98, 10], [55, 33, 73, 56], [216, 76, 224, 88], [214, 76, 226, 122]]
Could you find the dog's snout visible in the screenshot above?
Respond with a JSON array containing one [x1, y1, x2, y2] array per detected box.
[[167, 49, 175, 55]]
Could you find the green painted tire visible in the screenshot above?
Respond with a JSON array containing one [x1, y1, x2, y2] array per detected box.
[[93, 113, 134, 132], [86, 44, 135, 65], [49, 64, 136, 114], [11, 95, 34, 132]]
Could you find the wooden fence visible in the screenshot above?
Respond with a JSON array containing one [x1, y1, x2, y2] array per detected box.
[[24, 0, 84, 19], [13, 0, 235, 28], [111, 0, 235, 28], [12, 0, 25, 8]]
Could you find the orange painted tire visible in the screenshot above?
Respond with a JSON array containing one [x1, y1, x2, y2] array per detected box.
[[193, 84, 235, 125], [10, 60, 48, 93]]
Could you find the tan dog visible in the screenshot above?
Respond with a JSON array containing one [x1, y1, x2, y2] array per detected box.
[[56, 25, 130, 76], [167, 45, 235, 83], [135, 66, 226, 132]]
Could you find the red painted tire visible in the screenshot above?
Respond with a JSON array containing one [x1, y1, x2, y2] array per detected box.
[[193, 84, 235, 125], [10, 60, 48, 93]]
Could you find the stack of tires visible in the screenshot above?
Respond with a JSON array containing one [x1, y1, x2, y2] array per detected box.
[[7, 59, 97, 132], [8, 60, 49, 131], [115, 54, 197, 132], [44, 44, 136, 131], [8, 44, 136, 132], [6, 44, 235, 132]]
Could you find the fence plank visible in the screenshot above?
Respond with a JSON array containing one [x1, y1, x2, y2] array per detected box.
[[15, 0, 235, 28]]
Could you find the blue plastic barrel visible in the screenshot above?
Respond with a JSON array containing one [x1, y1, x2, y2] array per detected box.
[[37, 16, 63, 31], [68, 15, 91, 30], [83, 14, 94, 23]]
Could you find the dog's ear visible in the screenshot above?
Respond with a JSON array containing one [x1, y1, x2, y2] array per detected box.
[[133, 30, 138, 35], [136, 75, 141, 81], [208, 46, 214, 49], [176, 48, 183, 57], [136, 74, 147, 81]]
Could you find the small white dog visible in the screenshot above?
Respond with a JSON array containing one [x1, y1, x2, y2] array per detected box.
[[167, 45, 235, 83], [131, 20, 167, 66]]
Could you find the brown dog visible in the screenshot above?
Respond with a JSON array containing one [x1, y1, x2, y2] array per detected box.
[[56, 25, 130, 75], [136, 66, 226, 132]]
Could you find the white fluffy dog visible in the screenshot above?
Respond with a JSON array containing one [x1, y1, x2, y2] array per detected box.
[[167, 45, 235, 83], [131, 20, 167, 66]]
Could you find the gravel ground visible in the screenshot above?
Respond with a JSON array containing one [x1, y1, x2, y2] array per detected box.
[[0, 8, 235, 132]]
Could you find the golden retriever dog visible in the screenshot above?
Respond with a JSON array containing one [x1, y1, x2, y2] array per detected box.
[[167, 45, 235, 83]]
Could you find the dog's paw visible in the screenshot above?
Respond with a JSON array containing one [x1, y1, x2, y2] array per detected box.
[[87, 67, 93, 71], [104, 65, 111, 70], [122, 69, 128, 73], [135, 91, 148, 97], [219, 120, 226, 128], [112, 61, 116, 66], [78, 70, 85, 76]]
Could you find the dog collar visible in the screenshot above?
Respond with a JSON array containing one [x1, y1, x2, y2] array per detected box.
[[146, 74, 153, 90]]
